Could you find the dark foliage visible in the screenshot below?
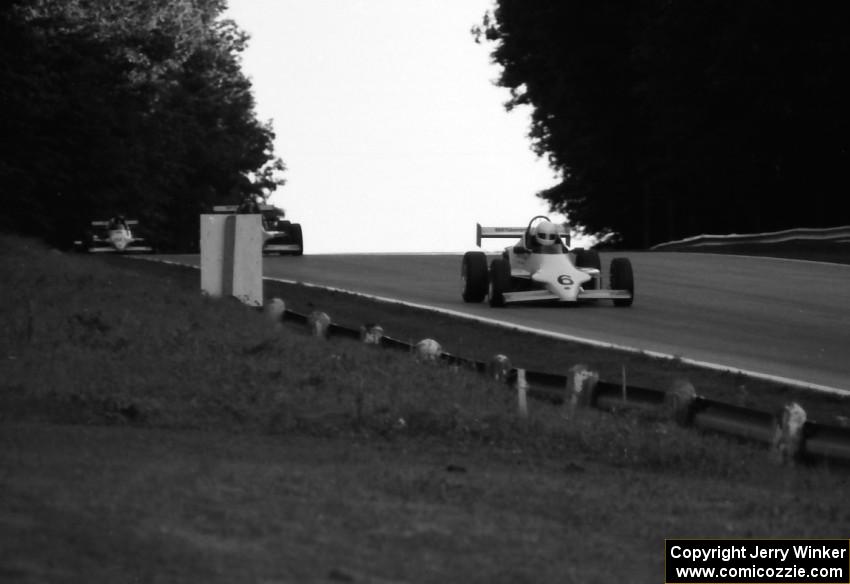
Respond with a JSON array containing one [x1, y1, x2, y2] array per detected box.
[[477, 1, 850, 246], [0, 0, 285, 251]]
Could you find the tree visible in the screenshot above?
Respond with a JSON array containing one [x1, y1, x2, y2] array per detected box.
[[0, 0, 285, 250], [478, 1, 850, 247]]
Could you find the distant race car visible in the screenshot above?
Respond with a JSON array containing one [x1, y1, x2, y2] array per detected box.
[[461, 215, 634, 307], [213, 204, 303, 256], [74, 218, 154, 253]]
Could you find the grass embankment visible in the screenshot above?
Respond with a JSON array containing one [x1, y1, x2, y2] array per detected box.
[[1, 235, 849, 583]]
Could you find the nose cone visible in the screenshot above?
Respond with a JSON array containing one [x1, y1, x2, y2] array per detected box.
[[545, 278, 579, 301], [532, 268, 591, 301]]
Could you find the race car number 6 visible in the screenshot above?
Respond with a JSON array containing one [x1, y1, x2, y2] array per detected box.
[[557, 275, 574, 286]]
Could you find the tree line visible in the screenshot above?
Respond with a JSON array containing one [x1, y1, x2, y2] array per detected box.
[[0, 0, 284, 251], [477, 1, 850, 247]]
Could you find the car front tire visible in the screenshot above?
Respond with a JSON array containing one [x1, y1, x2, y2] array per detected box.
[[461, 251, 488, 302], [291, 224, 303, 256], [489, 258, 511, 307]]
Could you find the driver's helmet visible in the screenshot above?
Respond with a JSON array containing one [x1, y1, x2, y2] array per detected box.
[[534, 220, 559, 246]]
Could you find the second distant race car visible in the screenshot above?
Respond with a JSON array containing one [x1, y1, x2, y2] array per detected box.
[[213, 203, 303, 255], [461, 215, 634, 307], [74, 216, 154, 253]]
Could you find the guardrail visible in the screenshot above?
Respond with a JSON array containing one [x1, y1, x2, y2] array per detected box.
[[271, 301, 850, 467], [651, 225, 850, 250]]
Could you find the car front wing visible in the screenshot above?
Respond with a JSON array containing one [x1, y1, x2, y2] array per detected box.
[[502, 288, 632, 304]]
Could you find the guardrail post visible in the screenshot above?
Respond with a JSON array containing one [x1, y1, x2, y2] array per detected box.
[[308, 311, 331, 339], [488, 354, 512, 382], [771, 402, 807, 465], [666, 379, 697, 426], [563, 364, 599, 419], [360, 323, 384, 344], [414, 338, 442, 361], [515, 368, 529, 419], [264, 298, 286, 326]]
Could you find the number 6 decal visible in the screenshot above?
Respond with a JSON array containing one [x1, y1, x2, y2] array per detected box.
[[557, 274, 574, 286]]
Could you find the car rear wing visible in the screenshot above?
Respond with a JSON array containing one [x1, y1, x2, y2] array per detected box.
[[91, 219, 139, 226], [476, 223, 570, 247]]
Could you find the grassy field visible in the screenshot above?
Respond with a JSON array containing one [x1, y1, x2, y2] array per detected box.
[[1, 235, 849, 583]]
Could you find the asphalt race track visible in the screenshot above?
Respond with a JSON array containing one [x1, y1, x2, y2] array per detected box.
[[169, 252, 850, 394]]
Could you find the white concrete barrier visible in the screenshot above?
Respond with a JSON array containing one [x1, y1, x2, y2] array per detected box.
[[200, 214, 263, 306]]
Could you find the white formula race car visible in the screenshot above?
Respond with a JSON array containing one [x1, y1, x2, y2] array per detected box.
[[213, 204, 303, 255], [461, 216, 634, 307], [74, 218, 154, 253]]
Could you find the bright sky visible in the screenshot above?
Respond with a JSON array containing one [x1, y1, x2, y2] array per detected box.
[[224, 0, 566, 254]]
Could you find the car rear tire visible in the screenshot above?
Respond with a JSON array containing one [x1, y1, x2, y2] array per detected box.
[[610, 257, 634, 307], [461, 252, 488, 303], [489, 258, 511, 307]]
